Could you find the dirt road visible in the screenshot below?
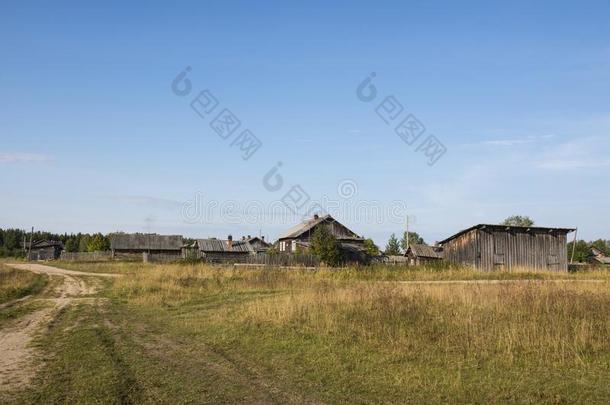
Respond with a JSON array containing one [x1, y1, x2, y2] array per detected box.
[[0, 263, 118, 391]]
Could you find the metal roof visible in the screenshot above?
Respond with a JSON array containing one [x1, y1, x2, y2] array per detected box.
[[110, 233, 183, 251], [407, 244, 443, 259], [278, 214, 332, 239], [439, 224, 576, 245], [196, 238, 253, 253]]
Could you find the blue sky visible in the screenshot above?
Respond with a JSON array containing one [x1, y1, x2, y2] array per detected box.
[[1, 1, 609, 246]]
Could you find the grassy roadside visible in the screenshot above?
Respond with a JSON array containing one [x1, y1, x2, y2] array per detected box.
[[9, 263, 609, 404], [0, 264, 48, 304]]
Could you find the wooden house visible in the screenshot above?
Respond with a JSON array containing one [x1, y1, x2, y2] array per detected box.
[[590, 247, 610, 266], [109, 233, 183, 257], [27, 240, 64, 260], [241, 235, 270, 253], [439, 224, 575, 271], [195, 235, 255, 262], [277, 214, 367, 261], [405, 244, 443, 265]]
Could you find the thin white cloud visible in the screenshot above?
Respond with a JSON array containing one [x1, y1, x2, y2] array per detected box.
[[537, 159, 610, 170], [535, 135, 610, 170], [477, 134, 555, 147], [0, 153, 53, 163]]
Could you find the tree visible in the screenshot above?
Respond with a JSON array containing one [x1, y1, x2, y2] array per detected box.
[[310, 225, 341, 267], [384, 233, 401, 256], [65, 238, 78, 252], [400, 231, 424, 251], [87, 233, 110, 252], [363, 238, 380, 256], [501, 215, 534, 227], [567, 240, 591, 263], [78, 235, 91, 252]]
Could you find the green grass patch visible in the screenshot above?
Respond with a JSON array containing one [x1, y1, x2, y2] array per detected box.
[[0, 300, 48, 330]]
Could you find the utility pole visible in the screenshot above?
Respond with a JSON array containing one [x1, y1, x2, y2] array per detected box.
[[570, 227, 578, 264], [27, 227, 34, 261], [406, 216, 410, 251]]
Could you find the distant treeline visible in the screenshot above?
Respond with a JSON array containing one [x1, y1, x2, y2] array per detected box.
[[0, 228, 110, 258]]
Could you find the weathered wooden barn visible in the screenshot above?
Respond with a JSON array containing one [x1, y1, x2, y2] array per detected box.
[[439, 224, 575, 271], [109, 233, 183, 257], [277, 214, 367, 262], [405, 244, 443, 265], [27, 240, 64, 260]]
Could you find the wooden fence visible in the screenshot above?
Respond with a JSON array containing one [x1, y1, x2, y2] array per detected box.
[[60, 251, 113, 261], [202, 253, 320, 267], [144, 253, 183, 263]]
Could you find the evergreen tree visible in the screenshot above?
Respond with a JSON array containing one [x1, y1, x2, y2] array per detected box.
[[385, 233, 401, 255], [65, 238, 78, 252], [78, 235, 91, 252], [310, 226, 341, 267]]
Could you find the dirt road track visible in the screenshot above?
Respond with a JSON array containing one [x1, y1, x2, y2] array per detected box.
[[0, 263, 118, 391]]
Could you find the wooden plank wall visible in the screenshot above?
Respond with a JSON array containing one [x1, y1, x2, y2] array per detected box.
[[443, 229, 568, 272]]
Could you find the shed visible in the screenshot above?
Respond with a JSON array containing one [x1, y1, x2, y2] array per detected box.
[[109, 233, 183, 257], [405, 244, 443, 266], [27, 240, 64, 261], [439, 224, 575, 271]]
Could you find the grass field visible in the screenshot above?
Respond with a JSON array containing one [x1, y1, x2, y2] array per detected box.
[[2, 262, 610, 403], [0, 264, 48, 305]]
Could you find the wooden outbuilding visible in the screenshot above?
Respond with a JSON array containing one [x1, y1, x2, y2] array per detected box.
[[109, 233, 183, 257], [438, 224, 575, 271], [405, 244, 443, 266], [195, 235, 254, 262], [27, 240, 64, 260]]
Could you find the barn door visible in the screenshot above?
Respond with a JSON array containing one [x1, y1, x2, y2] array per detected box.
[[493, 232, 506, 269]]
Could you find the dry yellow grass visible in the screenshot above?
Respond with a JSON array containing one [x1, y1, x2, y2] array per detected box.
[[8, 261, 610, 403]]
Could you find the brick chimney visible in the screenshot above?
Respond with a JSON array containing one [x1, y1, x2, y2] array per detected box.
[[227, 235, 233, 249]]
